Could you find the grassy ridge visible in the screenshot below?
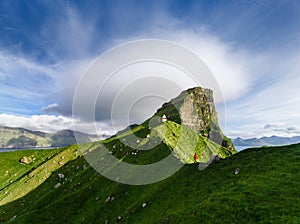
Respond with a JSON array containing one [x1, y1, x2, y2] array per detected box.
[[101, 121, 235, 165], [0, 143, 299, 223]]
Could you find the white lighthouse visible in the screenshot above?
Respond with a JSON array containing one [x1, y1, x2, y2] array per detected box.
[[162, 114, 168, 122]]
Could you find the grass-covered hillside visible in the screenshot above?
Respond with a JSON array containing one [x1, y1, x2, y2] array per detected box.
[[0, 127, 103, 148], [0, 146, 79, 207], [0, 87, 298, 223], [0, 141, 299, 223], [105, 121, 235, 165]]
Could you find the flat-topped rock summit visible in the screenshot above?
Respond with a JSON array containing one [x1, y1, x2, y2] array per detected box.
[[154, 86, 234, 151]]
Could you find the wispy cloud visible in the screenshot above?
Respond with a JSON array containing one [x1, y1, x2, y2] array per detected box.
[[0, 50, 56, 115], [39, 3, 98, 60], [225, 45, 300, 138]]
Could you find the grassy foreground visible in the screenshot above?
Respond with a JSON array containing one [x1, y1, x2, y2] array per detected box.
[[0, 143, 299, 223]]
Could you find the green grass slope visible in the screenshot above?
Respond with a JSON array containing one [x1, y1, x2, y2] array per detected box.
[[153, 121, 234, 163], [0, 146, 81, 206], [0, 143, 299, 223], [100, 121, 235, 165]]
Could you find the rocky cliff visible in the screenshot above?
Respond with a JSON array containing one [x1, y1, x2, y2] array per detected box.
[[153, 87, 234, 151]]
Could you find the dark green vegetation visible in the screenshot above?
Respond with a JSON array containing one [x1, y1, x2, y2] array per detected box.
[[0, 143, 299, 223]]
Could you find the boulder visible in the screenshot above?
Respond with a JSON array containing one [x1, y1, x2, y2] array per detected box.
[[58, 173, 65, 179], [19, 157, 33, 165], [105, 195, 115, 203], [234, 168, 240, 175], [54, 183, 61, 188]]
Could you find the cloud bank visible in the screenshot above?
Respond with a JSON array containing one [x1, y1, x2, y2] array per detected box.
[[0, 113, 113, 136]]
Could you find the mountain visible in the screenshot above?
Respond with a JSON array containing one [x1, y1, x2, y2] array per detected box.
[[233, 135, 300, 146], [0, 87, 298, 223], [0, 86, 256, 223], [146, 87, 235, 151], [105, 86, 235, 166], [0, 126, 106, 149]]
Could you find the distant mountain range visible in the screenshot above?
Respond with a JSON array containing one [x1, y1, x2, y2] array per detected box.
[[0, 126, 107, 149], [233, 135, 300, 146]]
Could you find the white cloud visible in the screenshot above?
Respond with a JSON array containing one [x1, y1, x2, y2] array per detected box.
[[165, 30, 253, 102], [39, 3, 98, 60], [0, 50, 57, 110], [227, 122, 300, 139], [0, 114, 112, 136], [225, 58, 300, 138], [0, 114, 72, 133], [48, 28, 255, 128], [112, 27, 254, 103], [42, 103, 59, 114], [0, 51, 54, 76]]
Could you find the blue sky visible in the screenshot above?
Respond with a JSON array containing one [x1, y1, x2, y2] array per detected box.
[[0, 0, 300, 138]]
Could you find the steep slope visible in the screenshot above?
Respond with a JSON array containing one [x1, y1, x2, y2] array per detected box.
[[0, 146, 81, 206], [102, 87, 236, 166], [104, 120, 234, 166], [153, 121, 233, 163], [0, 144, 299, 223]]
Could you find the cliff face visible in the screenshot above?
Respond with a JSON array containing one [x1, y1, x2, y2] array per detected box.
[[178, 88, 218, 136], [154, 86, 234, 151]]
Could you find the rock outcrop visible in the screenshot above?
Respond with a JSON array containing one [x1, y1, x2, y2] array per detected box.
[[19, 157, 33, 165], [154, 86, 234, 151], [178, 88, 218, 135]]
